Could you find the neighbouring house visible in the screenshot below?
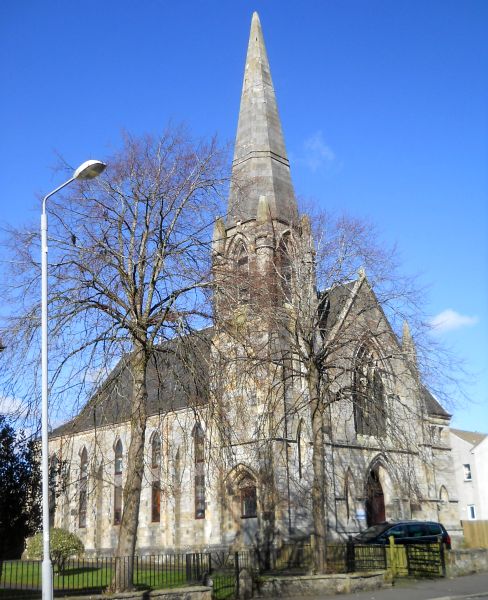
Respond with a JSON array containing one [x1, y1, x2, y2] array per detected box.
[[450, 428, 488, 522], [48, 12, 461, 556]]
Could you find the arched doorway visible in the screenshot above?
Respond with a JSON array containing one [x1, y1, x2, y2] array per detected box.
[[365, 467, 385, 526], [223, 465, 259, 547]]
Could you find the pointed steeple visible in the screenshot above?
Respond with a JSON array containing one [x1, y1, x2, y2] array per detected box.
[[227, 12, 298, 227]]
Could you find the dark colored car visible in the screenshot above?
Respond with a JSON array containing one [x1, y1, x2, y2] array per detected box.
[[353, 521, 451, 549]]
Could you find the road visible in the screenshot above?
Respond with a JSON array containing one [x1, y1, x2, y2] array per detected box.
[[279, 572, 488, 600]]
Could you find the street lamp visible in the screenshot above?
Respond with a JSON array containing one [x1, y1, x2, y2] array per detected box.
[[41, 159, 106, 600]]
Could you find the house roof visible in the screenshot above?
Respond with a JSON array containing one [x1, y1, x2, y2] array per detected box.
[[450, 428, 488, 448], [50, 331, 212, 439]]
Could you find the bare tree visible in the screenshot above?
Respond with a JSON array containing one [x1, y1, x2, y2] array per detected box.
[[0, 128, 227, 590]]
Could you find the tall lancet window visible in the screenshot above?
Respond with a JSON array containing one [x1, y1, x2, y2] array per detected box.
[[114, 439, 123, 525], [353, 346, 387, 437], [235, 242, 249, 304], [278, 236, 292, 302], [193, 424, 205, 519], [151, 432, 162, 523], [78, 447, 88, 528]]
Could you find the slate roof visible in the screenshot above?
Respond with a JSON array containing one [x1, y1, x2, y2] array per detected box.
[[50, 331, 212, 439], [421, 387, 451, 419], [319, 280, 357, 332], [450, 428, 488, 447]]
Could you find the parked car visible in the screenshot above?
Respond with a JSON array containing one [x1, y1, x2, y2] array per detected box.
[[353, 521, 451, 549]]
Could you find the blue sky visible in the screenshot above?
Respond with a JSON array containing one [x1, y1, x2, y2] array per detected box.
[[0, 1, 486, 431]]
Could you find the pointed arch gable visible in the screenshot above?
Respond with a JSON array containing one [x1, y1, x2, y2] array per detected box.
[[225, 464, 258, 519]]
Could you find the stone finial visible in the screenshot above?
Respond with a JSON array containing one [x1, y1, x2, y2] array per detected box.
[[402, 320, 417, 368], [300, 214, 311, 236], [358, 267, 366, 280], [212, 217, 227, 255]]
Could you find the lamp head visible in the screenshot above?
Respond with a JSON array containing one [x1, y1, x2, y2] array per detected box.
[[73, 159, 106, 180]]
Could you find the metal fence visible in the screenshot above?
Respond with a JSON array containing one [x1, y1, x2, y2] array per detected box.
[[0, 553, 210, 599], [0, 541, 444, 600], [255, 540, 386, 575]]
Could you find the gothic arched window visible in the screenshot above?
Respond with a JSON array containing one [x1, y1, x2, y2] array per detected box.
[[151, 433, 162, 522], [114, 439, 123, 525], [353, 346, 387, 437], [235, 241, 249, 304], [297, 419, 304, 480], [277, 236, 292, 302], [193, 424, 205, 519], [344, 468, 355, 521], [239, 474, 257, 518], [78, 447, 88, 528], [49, 454, 59, 527]]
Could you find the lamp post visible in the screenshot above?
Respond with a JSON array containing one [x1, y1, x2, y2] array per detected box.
[[41, 159, 106, 600]]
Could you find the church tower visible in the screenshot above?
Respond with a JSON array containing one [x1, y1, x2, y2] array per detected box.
[[213, 12, 312, 320], [211, 12, 314, 545]]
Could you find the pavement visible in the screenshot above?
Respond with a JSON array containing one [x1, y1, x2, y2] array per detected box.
[[279, 571, 488, 600]]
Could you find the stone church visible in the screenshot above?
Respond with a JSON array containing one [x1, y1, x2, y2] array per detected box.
[[49, 13, 460, 555]]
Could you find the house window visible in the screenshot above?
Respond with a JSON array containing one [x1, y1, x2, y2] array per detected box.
[[463, 464, 472, 481], [240, 477, 257, 518], [151, 433, 162, 523], [114, 439, 123, 525], [194, 424, 205, 519], [468, 505, 476, 520], [78, 447, 88, 528], [353, 346, 387, 437]]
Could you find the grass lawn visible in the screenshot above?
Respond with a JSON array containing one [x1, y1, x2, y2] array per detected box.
[[0, 560, 192, 593]]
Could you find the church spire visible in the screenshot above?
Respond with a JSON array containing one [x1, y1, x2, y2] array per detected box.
[[227, 12, 298, 227]]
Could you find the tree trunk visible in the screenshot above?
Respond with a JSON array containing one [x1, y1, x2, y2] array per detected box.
[[112, 346, 148, 591], [309, 361, 327, 573]]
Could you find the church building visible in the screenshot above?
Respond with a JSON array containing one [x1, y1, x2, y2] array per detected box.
[[49, 13, 460, 555]]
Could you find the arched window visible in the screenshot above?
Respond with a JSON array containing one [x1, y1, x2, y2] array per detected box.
[[151, 433, 161, 469], [353, 346, 386, 437], [78, 447, 88, 528], [238, 474, 257, 518], [439, 485, 449, 504], [235, 241, 249, 304], [344, 469, 355, 521], [49, 454, 59, 527], [193, 424, 205, 519], [277, 236, 292, 302], [114, 439, 123, 525], [297, 420, 304, 480], [151, 433, 162, 523]]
